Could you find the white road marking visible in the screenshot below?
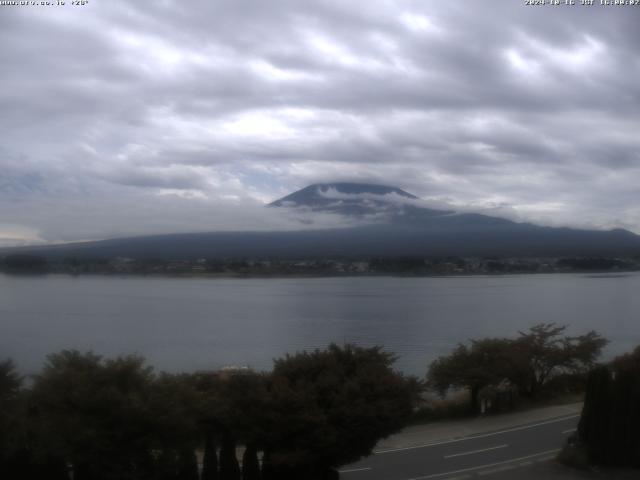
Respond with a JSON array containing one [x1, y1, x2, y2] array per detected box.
[[339, 467, 372, 474], [443, 444, 508, 459], [536, 455, 557, 462], [405, 448, 561, 480], [376, 414, 579, 454], [562, 428, 576, 434]]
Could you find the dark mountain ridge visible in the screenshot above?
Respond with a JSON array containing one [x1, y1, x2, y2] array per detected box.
[[3, 183, 640, 260]]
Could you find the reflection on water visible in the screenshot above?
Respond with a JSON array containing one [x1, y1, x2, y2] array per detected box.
[[1, 273, 639, 376]]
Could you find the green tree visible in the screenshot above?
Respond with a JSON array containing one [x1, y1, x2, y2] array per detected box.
[[261, 344, 420, 479], [577, 346, 640, 468], [513, 324, 607, 397], [194, 370, 269, 480], [0, 359, 29, 478], [148, 372, 202, 476], [0, 359, 22, 398], [241, 444, 261, 480], [201, 432, 219, 480], [30, 351, 157, 480], [0, 359, 70, 480], [2, 254, 48, 273], [219, 431, 241, 480], [427, 338, 514, 413], [428, 324, 607, 412], [177, 449, 199, 480], [191, 370, 223, 478]]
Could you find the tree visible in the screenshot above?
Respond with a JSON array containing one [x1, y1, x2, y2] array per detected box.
[[191, 371, 224, 480], [215, 372, 268, 480], [513, 324, 607, 397], [0, 359, 27, 478], [148, 372, 202, 478], [241, 444, 261, 480], [219, 430, 241, 480], [577, 365, 614, 464], [0, 359, 71, 480], [428, 325, 608, 412], [201, 432, 219, 480], [192, 370, 267, 480], [427, 339, 514, 413], [577, 346, 640, 468], [2, 254, 48, 273], [29, 351, 158, 480], [261, 344, 420, 479], [0, 359, 22, 399], [177, 449, 199, 480]]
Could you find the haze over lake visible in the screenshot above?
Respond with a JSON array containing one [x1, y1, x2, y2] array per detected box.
[[2, 273, 639, 376]]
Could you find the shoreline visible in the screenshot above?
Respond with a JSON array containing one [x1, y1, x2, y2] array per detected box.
[[1, 269, 639, 280]]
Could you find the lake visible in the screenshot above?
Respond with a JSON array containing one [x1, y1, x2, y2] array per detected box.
[[1, 273, 639, 376]]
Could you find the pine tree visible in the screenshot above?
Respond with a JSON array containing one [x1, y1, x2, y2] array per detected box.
[[578, 366, 613, 464], [219, 431, 241, 480], [578, 347, 640, 468], [241, 444, 261, 480], [201, 433, 219, 480], [156, 449, 179, 480], [177, 448, 199, 480]]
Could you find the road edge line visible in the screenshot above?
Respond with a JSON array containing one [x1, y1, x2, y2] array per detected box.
[[406, 448, 561, 480], [375, 414, 579, 454]]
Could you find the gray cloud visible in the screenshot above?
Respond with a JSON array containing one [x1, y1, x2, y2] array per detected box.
[[0, 0, 638, 244]]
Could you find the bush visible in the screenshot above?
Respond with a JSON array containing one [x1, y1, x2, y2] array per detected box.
[[410, 392, 470, 423], [577, 346, 640, 468], [557, 439, 590, 470], [261, 344, 421, 478]]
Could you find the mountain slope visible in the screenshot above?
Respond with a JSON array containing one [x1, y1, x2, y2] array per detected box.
[[3, 183, 640, 260], [269, 183, 419, 206], [269, 182, 440, 218], [8, 222, 640, 260]]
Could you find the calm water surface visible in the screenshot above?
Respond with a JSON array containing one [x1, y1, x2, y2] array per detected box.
[[1, 273, 639, 376]]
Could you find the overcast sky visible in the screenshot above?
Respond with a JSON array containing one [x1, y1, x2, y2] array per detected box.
[[1, 0, 639, 245]]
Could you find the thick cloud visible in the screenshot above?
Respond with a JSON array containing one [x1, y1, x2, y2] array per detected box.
[[0, 0, 638, 244]]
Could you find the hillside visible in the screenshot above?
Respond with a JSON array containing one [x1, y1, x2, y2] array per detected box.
[[3, 183, 640, 260]]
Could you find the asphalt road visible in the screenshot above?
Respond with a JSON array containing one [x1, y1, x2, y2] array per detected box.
[[339, 414, 579, 480]]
